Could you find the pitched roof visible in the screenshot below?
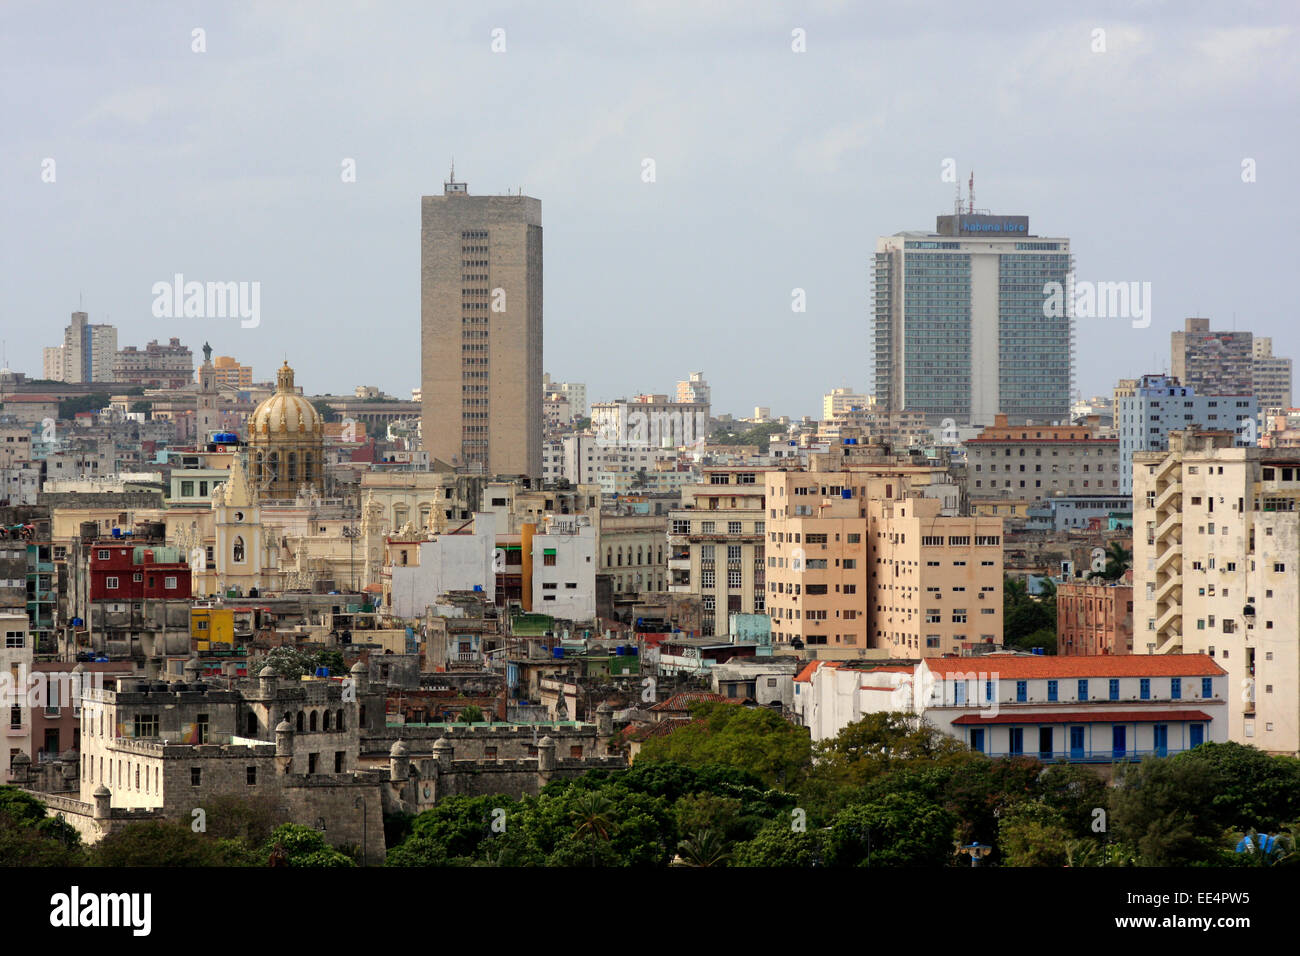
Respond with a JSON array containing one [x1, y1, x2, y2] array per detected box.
[[925, 654, 1224, 680], [951, 709, 1214, 725], [648, 691, 730, 712]]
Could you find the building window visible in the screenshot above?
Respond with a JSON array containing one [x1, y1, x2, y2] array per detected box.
[[1077, 679, 1088, 702], [1170, 677, 1181, 700], [1015, 680, 1027, 702], [105, 576, 119, 589], [1109, 678, 1119, 701], [191, 767, 202, 787], [247, 766, 257, 785], [1201, 677, 1212, 698], [1047, 680, 1058, 702], [1140, 678, 1151, 700]]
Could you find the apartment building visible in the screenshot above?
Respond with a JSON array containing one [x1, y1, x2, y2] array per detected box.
[[1057, 576, 1134, 655], [1253, 337, 1293, 412], [668, 467, 774, 636], [112, 338, 194, 389], [823, 387, 872, 419], [1118, 374, 1256, 494], [1172, 317, 1253, 397], [965, 413, 1119, 498], [45, 312, 117, 383], [1134, 429, 1300, 753], [2, 612, 32, 783], [868, 496, 1003, 658]]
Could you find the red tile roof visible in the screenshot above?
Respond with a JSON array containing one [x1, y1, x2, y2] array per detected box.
[[952, 709, 1213, 725], [648, 691, 730, 712], [926, 654, 1224, 680]]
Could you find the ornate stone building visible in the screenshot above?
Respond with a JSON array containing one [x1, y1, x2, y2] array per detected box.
[[247, 361, 324, 500]]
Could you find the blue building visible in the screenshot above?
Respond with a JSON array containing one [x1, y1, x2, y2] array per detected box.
[[1118, 374, 1256, 494]]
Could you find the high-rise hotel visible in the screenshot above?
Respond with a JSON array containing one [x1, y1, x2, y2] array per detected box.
[[421, 170, 543, 477], [872, 211, 1073, 426]]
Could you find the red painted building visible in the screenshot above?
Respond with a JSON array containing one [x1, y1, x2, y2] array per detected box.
[[89, 544, 191, 601]]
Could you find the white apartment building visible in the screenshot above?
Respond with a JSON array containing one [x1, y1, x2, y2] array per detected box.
[[531, 514, 597, 620], [1134, 429, 1300, 754], [2, 612, 33, 783], [383, 514, 497, 618]]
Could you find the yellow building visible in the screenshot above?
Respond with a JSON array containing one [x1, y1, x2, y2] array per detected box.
[[191, 606, 235, 651], [212, 355, 253, 388]]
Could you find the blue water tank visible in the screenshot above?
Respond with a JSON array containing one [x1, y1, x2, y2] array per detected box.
[[841, 488, 852, 499], [615, 645, 625, 656], [473, 585, 483, 592], [552, 647, 564, 659], [1032, 647, 1045, 655], [628, 646, 639, 656], [314, 666, 330, 677], [111, 528, 121, 538]]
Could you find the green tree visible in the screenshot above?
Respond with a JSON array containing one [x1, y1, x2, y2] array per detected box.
[[997, 802, 1076, 867], [1090, 541, 1132, 582], [676, 828, 731, 867], [1110, 756, 1224, 865], [733, 818, 828, 867], [0, 788, 84, 866], [259, 823, 355, 867], [92, 822, 240, 867], [810, 712, 968, 788], [637, 703, 811, 789], [826, 792, 958, 867], [1171, 742, 1300, 832], [457, 704, 486, 723]]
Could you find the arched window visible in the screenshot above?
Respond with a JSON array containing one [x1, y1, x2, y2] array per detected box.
[[637, 546, 643, 565], [288, 452, 297, 483], [256, 451, 264, 483], [267, 451, 279, 481], [246, 713, 257, 736], [309, 710, 317, 732], [232, 536, 245, 563], [296, 711, 305, 733], [303, 453, 313, 483], [322, 710, 331, 732], [336, 709, 345, 731], [606, 549, 612, 568]]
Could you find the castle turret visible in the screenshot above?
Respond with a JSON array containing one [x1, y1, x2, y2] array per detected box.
[[275, 719, 294, 774], [259, 665, 277, 697], [92, 784, 111, 821], [390, 739, 410, 782], [431, 737, 454, 772], [349, 660, 369, 696], [596, 702, 613, 737], [537, 735, 556, 778]]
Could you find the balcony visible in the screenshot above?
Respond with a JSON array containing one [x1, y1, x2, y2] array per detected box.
[[1155, 481, 1182, 511]]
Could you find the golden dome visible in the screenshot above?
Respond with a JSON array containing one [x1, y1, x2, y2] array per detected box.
[[247, 362, 322, 438]]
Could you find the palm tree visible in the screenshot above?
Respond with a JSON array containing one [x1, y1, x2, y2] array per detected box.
[[676, 829, 731, 867], [1092, 542, 1132, 582], [571, 791, 614, 842]]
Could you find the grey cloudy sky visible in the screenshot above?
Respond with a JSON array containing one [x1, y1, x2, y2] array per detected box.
[[2, 0, 1296, 419]]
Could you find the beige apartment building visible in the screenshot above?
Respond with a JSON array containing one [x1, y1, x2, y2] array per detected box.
[[668, 467, 775, 636], [965, 413, 1119, 498], [868, 497, 1003, 658], [421, 170, 542, 477], [1134, 429, 1300, 754], [763, 460, 1001, 657]]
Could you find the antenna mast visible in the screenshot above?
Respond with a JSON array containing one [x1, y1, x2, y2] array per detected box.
[[968, 171, 975, 215]]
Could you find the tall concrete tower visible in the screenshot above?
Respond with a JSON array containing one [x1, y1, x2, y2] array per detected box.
[[420, 168, 542, 477]]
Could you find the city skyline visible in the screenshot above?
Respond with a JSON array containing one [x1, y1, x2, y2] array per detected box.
[[1, 4, 1295, 419]]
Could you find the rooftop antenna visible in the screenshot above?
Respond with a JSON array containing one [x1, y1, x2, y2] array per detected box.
[[953, 177, 962, 217], [968, 171, 975, 215]]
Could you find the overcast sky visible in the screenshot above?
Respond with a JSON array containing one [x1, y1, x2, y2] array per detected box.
[[2, 1, 1296, 419]]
